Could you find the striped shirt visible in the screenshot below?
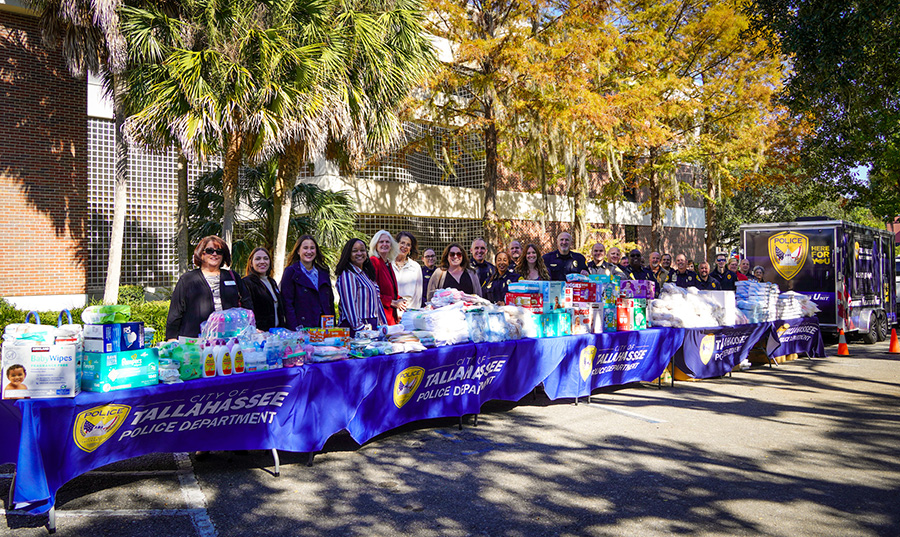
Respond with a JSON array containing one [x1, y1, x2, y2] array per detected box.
[[337, 265, 388, 330]]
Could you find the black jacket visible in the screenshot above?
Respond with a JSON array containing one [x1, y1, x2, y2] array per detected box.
[[165, 269, 253, 339], [242, 274, 287, 332]]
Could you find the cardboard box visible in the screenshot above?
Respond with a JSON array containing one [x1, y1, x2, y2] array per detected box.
[[2, 342, 82, 399], [84, 323, 145, 353], [506, 292, 545, 314], [307, 327, 351, 343], [566, 282, 598, 303], [508, 281, 566, 312], [82, 348, 159, 393], [620, 280, 656, 299], [569, 304, 594, 334], [536, 311, 572, 338]]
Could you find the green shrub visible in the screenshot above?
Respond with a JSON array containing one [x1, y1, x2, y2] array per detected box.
[[131, 301, 170, 345], [0, 299, 169, 345], [118, 285, 146, 306]]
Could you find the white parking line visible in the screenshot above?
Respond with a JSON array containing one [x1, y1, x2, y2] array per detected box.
[[175, 452, 218, 537], [588, 403, 666, 423], [2, 453, 217, 537]]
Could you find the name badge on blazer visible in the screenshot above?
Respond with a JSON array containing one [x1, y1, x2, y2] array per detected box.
[[223, 280, 236, 286]]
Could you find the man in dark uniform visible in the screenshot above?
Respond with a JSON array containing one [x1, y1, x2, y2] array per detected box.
[[542, 231, 588, 281], [587, 242, 606, 274], [508, 240, 522, 265], [421, 248, 437, 306], [661, 253, 673, 272], [625, 249, 655, 281], [694, 261, 720, 290], [470, 238, 496, 291], [671, 254, 698, 288], [710, 253, 737, 291]]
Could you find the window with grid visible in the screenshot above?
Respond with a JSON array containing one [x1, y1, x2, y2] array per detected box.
[[87, 118, 219, 291], [357, 122, 484, 190], [355, 214, 485, 259]]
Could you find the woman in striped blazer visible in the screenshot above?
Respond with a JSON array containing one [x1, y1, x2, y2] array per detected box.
[[335, 238, 388, 333]]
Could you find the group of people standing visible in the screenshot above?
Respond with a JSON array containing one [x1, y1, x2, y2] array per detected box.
[[165, 231, 765, 340]]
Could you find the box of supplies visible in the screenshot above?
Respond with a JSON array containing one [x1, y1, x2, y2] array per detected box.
[[2, 342, 81, 399], [82, 348, 159, 393], [84, 322, 145, 353]]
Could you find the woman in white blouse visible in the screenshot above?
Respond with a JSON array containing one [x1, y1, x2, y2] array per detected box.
[[392, 231, 424, 313]]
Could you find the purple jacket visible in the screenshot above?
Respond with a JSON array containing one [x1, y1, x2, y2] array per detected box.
[[280, 263, 335, 330]]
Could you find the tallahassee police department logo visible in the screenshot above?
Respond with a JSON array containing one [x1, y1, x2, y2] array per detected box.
[[699, 334, 716, 365], [579, 346, 596, 381], [768, 231, 808, 280], [393, 366, 425, 408], [73, 404, 131, 452], [777, 323, 790, 337]]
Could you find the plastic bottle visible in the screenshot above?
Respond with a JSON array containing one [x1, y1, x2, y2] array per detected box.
[[231, 338, 245, 374], [215, 339, 233, 376], [282, 343, 296, 368], [202, 341, 217, 378]]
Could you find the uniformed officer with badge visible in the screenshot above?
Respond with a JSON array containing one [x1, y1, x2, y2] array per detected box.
[[693, 261, 720, 290], [542, 231, 588, 281], [710, 253, 737, 291], [671, 253, 698, 288]]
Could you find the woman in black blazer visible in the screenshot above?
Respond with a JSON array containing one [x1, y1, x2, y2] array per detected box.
[[242, 247, 287, 332], [165, 236, 253, 340]]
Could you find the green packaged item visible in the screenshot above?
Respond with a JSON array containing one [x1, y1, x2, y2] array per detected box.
[[81, 305, 132, 324], [177, 343, 203, 381]]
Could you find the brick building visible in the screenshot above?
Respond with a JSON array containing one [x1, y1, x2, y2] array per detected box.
[[1, 2, 706, 310]]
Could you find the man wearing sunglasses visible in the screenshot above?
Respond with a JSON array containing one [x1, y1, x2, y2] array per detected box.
[[420, 249, 437, 306], [710, 253, 737, 291], [625, 249, 655, 282]]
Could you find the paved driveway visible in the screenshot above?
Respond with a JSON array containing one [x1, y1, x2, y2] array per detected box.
[[3, 340, 899, 536]]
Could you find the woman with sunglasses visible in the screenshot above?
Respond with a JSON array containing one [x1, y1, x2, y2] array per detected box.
[[166, 236, 253, 340], [281, 235, 335, 330], [242, 247, 287, 332], [515, 244, 550, 281], [425, 243, 484, 302]]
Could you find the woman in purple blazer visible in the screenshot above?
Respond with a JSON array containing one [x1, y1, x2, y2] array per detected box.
[[280, 235, 335, 329]]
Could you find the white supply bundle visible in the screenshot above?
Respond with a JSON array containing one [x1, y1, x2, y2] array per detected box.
[[429, 288, 491, 308], [735, 281, 779, 322], [401, 302, 470, 346], [777, 291, 820, 318], [648, 284, 725, 328]]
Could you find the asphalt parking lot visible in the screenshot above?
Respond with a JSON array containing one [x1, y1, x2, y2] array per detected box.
[[3, 339, 899, 536]]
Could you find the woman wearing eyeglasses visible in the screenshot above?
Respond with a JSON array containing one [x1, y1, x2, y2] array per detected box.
[[425, 243, 484, 301], [280, 235, 335, 330], [165, 235, 253, 340]]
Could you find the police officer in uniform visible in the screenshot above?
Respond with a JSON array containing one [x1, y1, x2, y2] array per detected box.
[[470, 238, 496, 292], [671, 253, 698, 288], [694, 261, 720, 290], [710, 253, 737, 291], [625, 249, 655, 281], [542, 231, 588, 281]]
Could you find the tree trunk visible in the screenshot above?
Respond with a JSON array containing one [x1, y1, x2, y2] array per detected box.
[[705, 168, 718, 263], [222, 132, 243, 252], [648, 148, 663, 252], [483, 101, 500, 252], [273, 144, 303, 282], [175, 151, 190, 275], [571, 150, 588, 249], [103, 76, 128, 305]]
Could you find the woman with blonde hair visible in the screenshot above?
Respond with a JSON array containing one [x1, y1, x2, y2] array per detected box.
[[369, 230, 404, 325]]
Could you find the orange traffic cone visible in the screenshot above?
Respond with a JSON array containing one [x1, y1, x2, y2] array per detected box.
[[889, 328, 900, 355], [837, 329, 849, 356]]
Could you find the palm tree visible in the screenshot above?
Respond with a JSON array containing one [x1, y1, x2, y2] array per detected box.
[[122, 0, 322, 250], [267, 0, 438, 281], [29, 0, 132, 304], [186, 163, 359, 272]]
